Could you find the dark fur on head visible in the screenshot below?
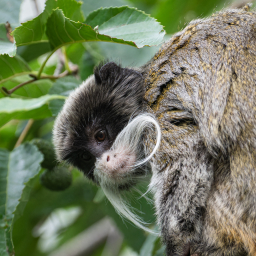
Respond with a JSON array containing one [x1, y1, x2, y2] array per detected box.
[[53, 62, 145, 181]]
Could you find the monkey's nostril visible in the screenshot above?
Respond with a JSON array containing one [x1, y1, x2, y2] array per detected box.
[[107, 155, 110, 162]]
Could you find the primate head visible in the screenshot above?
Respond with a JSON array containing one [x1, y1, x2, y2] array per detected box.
[[53, 62, 161, 230]]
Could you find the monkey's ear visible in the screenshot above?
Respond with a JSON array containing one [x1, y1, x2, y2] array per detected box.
[[94, 62, 122, 85]]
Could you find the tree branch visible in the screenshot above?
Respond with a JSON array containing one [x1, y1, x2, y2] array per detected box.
[[1, 65, 78, 95], [2, 78, 37, 95], [14, 119, 34, 148]]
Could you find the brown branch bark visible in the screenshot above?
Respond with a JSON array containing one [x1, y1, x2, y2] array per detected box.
[[1, 65, 78, 95], [14, 119, 34, 148]]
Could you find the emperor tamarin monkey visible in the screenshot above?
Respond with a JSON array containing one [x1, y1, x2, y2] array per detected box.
[[53, 6, 256, 256]]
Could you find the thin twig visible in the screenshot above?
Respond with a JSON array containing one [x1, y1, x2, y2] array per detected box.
[[1, 65, 78, 95], [14, 119, 34, 148], [2, 78, 37, 95], [0, 87, 9, 96]]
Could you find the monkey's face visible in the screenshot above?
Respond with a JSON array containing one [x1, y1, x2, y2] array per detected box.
[[53, 62, 146, 187]]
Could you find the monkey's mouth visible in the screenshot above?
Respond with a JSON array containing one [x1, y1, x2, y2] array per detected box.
[[93, 146, 152, 192], [93, 148, 139, 187], [77, 148, 143, 189], [93, 167, 146, 192]]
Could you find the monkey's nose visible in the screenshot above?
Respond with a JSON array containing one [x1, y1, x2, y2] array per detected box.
[[106, 153, 117, 162]]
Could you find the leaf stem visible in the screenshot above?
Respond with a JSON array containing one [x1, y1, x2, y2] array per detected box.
[[62, 47, 71, 73], [14, 119, 34, 148], [37, 50, 55, 79]]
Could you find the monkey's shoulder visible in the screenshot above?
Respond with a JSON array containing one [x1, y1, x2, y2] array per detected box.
[[144, 8, 256, 107], [158, 8, 256, 61]]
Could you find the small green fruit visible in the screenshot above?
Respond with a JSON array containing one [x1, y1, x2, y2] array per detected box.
[[31, 139, 56, 169], [40, 166, 72, 191]]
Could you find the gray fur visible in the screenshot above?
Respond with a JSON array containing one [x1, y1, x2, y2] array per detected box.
[[143, 6, 256, 256], [53, 6, 256, 256]]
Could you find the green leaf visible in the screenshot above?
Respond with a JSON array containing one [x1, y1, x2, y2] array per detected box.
[[0, 144, 43, 255], [97, 41, 159, 67], [5, 222, 13, 256], [0, 95, 64, 113], [13, 0, 84, 47], [85, 6, 165, 48], [0, 149, 10, 256], [0, 55, 31, 84], [46, 7, 164, 50], [0, 94, 66, 127], [66, 43, 87, 64], [140, 232, 159, 256], [0, 23, 16, 57], [17, 42, 51, 62], [80, 51, 95, 81], [81, 0, 131, 17], [45, 0, 84, 22], [7, 144, 43, 217], [0, 104, 52, 128], [48, 77, 81, 116], [13, 13, 48, 46], [49, 77, 81, 96], [0, 221, 9, 256], [0, 149, 9, 219], [12, 171, 40, 222], [154, 246, 166, 256], [0, 121, 18, 150]]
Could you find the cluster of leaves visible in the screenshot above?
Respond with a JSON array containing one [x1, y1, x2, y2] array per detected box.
[[0, 0, 237, 255]]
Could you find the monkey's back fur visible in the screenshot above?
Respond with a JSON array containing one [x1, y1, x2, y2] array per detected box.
[[52, 6, 256, 256], [142, 7, 256, 256]]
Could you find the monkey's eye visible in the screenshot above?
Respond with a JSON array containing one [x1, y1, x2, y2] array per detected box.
[[81, 154, 92, 161], [95, 130, 106, 142]]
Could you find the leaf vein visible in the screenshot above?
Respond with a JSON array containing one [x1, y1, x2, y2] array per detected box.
[[63, 19, 74, 43]]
